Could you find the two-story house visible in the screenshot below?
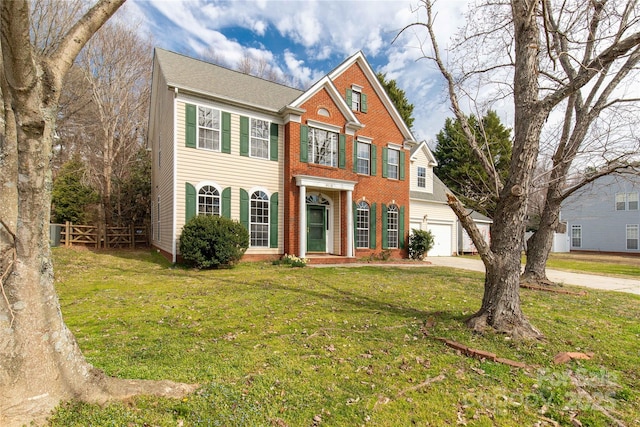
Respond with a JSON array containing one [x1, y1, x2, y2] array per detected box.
[[561, 174, 640, 254], [149, 49, 455, 262]]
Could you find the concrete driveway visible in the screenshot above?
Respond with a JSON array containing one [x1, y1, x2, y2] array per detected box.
[[428, 257, 640, 296]]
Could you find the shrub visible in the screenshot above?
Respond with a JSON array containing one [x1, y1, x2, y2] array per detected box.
[[274, 253, 309, 267], [408, 229, 435, 260], [179, 215, 249, 269]]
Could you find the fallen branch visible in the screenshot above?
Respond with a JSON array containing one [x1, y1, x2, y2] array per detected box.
[[397, 373, 445, 396], [569, 373, 625, 427], [435, 337, 528, 368]]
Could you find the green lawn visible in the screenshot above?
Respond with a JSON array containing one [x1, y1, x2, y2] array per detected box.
[[49, 248, 640, 426]]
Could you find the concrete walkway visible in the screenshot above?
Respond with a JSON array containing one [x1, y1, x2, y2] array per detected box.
[[428, 257, 640, 296]]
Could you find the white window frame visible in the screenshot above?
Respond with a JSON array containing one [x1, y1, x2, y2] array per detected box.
[[357, 141, 370, 175], [309, 126, 338, 167], [616, 193, 626, 210], [417, 166, 426, 188], [250, 190, 269, 247], [250, 117, 270, 159], [387, 204, 399, 249], [571, 224, 582, 248], [356, 201, 370, 249], [626, 224, 639, 250], [627, 192, 639, 210], [197, 105, 221, 151], [197, 184, 221, 216], [387, 149, 399, 180], [352, 89, 361, 112]]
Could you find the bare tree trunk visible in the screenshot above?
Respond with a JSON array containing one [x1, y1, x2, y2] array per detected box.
[[0, 2, 196, 425]]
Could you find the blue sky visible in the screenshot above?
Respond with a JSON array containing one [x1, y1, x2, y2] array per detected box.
[[122, 0, 473, 142]]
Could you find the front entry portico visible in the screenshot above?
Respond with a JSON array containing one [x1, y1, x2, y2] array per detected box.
[[296, 175, 357, 259]]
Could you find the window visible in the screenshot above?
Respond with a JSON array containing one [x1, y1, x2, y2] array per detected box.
[[616, 192, 639, 210], [417, 167, 426, 188], [250, 118, 270, 159], [198, 106, 220, 150], [387, 149, 399, 180], [250, 191, 269, 247], [352, 89, 361, 111], [357, 142, 370, 175], [309, 127, 338, 167], [627, 224, 639, 250], [198, 185, 220, 216], [387, 204, 399, 249], [356, 201, 370, 249], [571, 225, 582, 248]]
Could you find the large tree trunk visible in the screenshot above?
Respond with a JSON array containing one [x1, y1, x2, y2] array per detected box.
[[0, 2, 197, 425], [522, 190, 563, 286]]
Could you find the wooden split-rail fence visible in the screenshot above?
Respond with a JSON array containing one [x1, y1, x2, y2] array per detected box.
[[51, 222, 149, 249]]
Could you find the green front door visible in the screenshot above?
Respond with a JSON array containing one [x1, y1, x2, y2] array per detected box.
[[307, 205, 326, 252]]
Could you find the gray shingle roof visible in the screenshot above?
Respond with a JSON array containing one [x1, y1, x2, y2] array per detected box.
[[154, 48, 303, 112], [410, 174, 451, 203]]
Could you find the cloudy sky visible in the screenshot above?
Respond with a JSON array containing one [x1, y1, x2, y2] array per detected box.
[[122, 0, 475, 143]]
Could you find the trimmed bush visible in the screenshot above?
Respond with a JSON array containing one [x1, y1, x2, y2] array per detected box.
[[408, 229, 435, 260], [179, 215, 249, 269]]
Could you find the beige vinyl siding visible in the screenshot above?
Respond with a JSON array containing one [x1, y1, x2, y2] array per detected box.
[[175, 100, 284, 255], [150, 68, 176, 255], [410, 152, 434, 193]]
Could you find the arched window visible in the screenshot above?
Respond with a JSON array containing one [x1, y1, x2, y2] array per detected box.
[[198, 185, 220, 216], [387, 204, 399, 249], [356, 201, 370, 249], [251, 191, 269, 247]]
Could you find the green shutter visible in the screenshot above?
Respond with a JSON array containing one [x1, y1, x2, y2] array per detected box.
[[240, 116, 249, 156], [270, 192, 279, 248], [361, 93, 368, 113], [221, 187, 231, 218], [369, 203, 377, 249], [300, 125, 308, 162], [382, 147, 388, 178], [381, 203, 388, 249], [270, 123, 279, 161], [185, 182, 196, 222], [399, 151, 405, 181], [222, 112, 231, 153], [353, 140, 358, 172], [371, 145, 377, 176], [339, 134, 346, 169], [185, 104, 196, 148], [240, 188, 249, 230], [346, 88, 352, 109], [399, 206, 405, 249]]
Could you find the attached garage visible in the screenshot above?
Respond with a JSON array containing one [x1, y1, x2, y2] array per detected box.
[[427, 223, 453, 257]]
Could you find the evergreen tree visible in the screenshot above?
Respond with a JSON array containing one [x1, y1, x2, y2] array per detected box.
[[376, 72, 414, 129], [51, 157, 99, 223], [434, 111, 512, 218]]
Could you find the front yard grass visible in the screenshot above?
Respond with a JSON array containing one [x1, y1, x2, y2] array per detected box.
[[49, 248, 639, 426]]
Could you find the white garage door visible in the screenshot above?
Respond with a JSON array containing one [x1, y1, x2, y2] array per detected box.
[[427, 223, 452, 257]]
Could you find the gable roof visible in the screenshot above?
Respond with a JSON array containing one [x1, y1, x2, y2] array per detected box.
[[327, 51, 417, 144], [289, 76, 363, 133], [410, 141, 437, 166], [153, 48, 303, 113]]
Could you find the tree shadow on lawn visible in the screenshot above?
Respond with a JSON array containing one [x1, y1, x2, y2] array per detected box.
[[245, 278, 469, 325]]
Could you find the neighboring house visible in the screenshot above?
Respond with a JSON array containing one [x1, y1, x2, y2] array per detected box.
[[458, 210, 492, 254], [409, 144, 458, 256], [560, 174, 640, 254], [149, 49, 425, 263]]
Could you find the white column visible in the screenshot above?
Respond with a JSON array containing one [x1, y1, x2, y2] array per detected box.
[[346, 190, 354, 257], [299, 185, 306, 258]]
